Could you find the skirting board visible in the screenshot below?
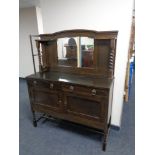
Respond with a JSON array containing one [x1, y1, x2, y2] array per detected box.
[[110, 125, 120, 131], [19, 77, 25, 80]]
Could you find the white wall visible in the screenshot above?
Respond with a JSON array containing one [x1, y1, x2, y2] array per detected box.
[[19, 7, 39, 77], [40, 0, 133, 126], [36, 6, 44, 34]]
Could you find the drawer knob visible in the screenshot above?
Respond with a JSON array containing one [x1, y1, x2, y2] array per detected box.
[[50, 83, 54, 89], [91, 89, 96, 95], [33, 81, 37, 84], [69, 86, 74, 91], [64, 102, 67, 106]]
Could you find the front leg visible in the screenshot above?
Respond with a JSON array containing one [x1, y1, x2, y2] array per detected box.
[[102, 133, 107, 151], [103, 116, 111, 151], [32, 110, 37, 127]]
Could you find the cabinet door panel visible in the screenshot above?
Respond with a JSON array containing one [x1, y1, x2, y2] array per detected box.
[[32, 89, 60, 110], [64, 93, 104, 121]]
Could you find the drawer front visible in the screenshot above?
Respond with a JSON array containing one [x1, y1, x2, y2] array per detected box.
[[27, 79, 59, 92], [62, 84, 108, 97]]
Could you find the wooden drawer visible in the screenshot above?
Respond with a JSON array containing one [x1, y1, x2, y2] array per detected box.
[[62, 84, 108, 97], [27, 79, 60, 91]]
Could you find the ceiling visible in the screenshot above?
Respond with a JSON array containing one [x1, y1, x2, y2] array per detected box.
[[19, 0, 40, 8]]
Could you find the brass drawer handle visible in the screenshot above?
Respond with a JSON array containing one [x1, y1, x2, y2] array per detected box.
[[33, 80, 37, 85], [64, 102, 67, 106], [58, 100, 62, 103], [69, 86, 74, 91], [91, 89, 96, 95], [50, 83, 54, 89]]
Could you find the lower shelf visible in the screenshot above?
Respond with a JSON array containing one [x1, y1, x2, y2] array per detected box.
[[32, 112, 110, 151]]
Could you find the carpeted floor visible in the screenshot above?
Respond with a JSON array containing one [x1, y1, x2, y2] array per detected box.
[[19, 77, 135, 155]]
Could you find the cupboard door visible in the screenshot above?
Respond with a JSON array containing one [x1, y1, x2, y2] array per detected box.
[[63, 93, 105, 121], [32, 89, 61, 111]]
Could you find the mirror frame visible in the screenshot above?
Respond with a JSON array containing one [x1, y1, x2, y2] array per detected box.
[[37, 29, 118, 77]]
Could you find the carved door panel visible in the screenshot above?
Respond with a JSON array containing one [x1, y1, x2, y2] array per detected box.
[[33, 90, 59, 107], [63, 92, 105, 121], [31, 89, 62, 112]]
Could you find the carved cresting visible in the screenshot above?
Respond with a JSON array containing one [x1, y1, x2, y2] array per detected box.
[[108, 39, 116, 76]]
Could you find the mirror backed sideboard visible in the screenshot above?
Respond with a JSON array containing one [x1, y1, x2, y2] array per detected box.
[[26, 29, 118, 151]]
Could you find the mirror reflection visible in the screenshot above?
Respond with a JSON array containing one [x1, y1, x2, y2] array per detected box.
[[57, 37, 94, 68], [81, 37, 94, 68], [57, 37, 77, 67]]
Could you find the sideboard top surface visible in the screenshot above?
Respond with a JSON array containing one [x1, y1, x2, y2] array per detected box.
[[26, 71, 114, 89]]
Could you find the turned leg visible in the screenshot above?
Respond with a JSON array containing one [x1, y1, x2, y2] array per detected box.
[[102, 133, 107, 151], [103, 116, 111, 151], [32, 111, 37, 127]]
